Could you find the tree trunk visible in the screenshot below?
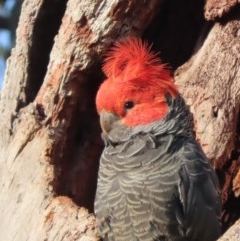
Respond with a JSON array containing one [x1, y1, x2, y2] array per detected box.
[[0, 0, 239, 240]]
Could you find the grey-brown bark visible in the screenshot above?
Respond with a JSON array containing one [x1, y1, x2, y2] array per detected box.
[[204, 0, 240, 20], [0, 0, 164, 240], [175, 14, 240, 169], [0, 0, 239, 240]]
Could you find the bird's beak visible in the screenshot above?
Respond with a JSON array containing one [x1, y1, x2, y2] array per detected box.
[[99, 110, 120, 134]]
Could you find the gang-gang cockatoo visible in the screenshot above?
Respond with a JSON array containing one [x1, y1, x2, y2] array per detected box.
[[94, 37, 221, 241]]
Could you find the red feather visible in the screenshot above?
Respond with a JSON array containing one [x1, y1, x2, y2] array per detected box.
[[96, 37, 179, 126], [103, 38, 170, 82]]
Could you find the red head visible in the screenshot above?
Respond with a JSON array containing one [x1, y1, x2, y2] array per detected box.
[[96, 37, 178, 131]]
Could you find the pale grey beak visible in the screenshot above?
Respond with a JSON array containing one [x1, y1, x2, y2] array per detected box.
[[99, 110, 120, 134]]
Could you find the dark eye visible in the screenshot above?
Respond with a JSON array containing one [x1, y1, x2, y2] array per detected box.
[[124, 101, 134, 110]]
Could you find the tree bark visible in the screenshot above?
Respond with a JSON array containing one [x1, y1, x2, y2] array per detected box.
[[175, 13, 240, 169], [0, 0, 239, 240], [0, 0, 164, 240]]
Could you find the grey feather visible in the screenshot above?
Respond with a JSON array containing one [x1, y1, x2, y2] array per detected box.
[[94, 96, 221, 241]]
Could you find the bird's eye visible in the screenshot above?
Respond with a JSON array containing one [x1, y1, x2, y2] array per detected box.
[[124, 101, 134, 110]]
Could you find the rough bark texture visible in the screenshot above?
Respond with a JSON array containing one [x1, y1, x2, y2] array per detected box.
[[175, 14, 240, 169], [205, 0, 240, 20], [0, 0, 164, 240], [0, 0, 239, 240]]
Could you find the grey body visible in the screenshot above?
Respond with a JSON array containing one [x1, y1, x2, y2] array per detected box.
[[94, 96, 221, 241]]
